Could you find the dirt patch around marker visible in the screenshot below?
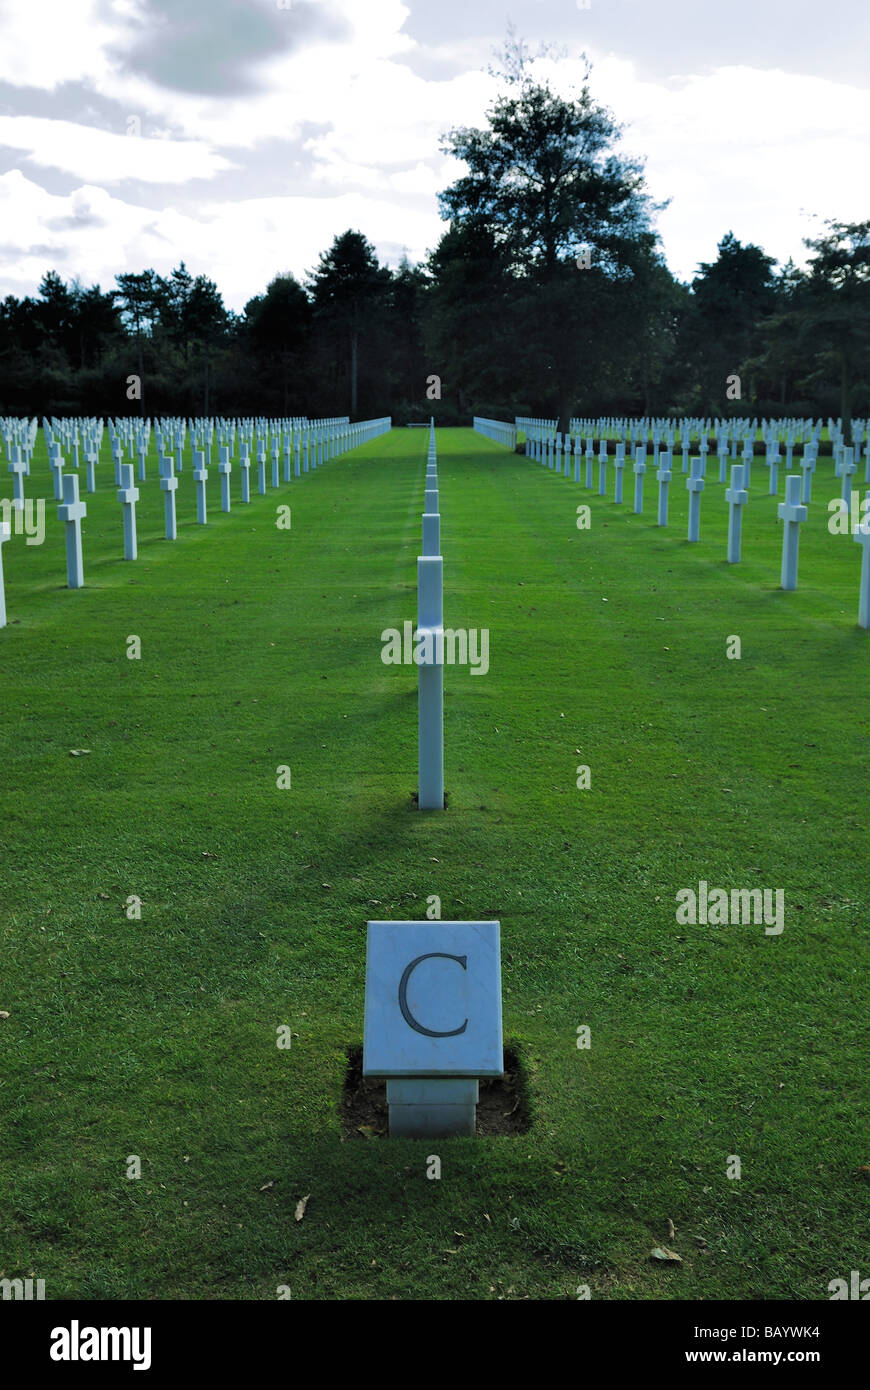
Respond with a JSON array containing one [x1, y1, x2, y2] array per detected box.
[[341, 1043, 531, 1139]]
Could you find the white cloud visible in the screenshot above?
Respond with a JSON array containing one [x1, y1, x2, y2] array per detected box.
[[0, 170, 443, 307], [0, 115, 234, 183], [0, 0, 868, 307]]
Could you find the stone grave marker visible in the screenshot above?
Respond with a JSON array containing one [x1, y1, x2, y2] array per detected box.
[[778, 474, 808, 590], [58, 473, 86, 588], [218, 445, 232, 512], [614, 447, 625, 504], [656, 448, 671, 526], [687, 456, 705, 542], [633, 446, 646, 514], [363, 919, 503, 1137], [160, 456, 178, 540], [117, 462, 140, 561], [725, 463, 748, 563], [193, 449, 208, 525], [0, 519, 9, 627], [854, 490, 870, 628], [8, 446, 26, 512]]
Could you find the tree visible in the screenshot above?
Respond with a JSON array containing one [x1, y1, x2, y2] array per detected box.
[[679, 232, 777, 413], [114, 270, 164, 414], [438, 38, 663, 432], [307, 230, 392, 416], [801, 220, 870, 439], [244, 274, 311, 413]]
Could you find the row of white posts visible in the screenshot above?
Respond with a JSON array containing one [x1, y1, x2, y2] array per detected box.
[[524, 424, 870, 629], [0, 416, 392, 627], [473, 417, 517, 450], [418, 418, 444, 811]]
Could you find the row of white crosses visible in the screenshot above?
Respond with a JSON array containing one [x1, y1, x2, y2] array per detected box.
[[473, 417, 517, 449], [419, 418, 443, 811], [520, 416, 870, 628], [0, 415, 392, 626]]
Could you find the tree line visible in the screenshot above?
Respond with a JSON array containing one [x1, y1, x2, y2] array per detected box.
[[2, 45, 868, 434]]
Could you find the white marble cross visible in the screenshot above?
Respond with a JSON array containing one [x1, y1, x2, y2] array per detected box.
[[725, 464, 748, 563], [633, 446, 646, 514], [687, 456, 705, 541], [57, 472, 87, 588], [656, 449, 672, 527], [117, 462, 140, 560], [778, 474, 808, 590], [193, 449, 209, 525], [854, 489, 870, 628], [8, 445, 26, 512], [0, 519, 10, 626], [218, 445, 232, 512], [160, 456, 178, 540]]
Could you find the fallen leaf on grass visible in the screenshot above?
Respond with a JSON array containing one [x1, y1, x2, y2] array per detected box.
[[260, 1181, 274, 1192], [201, 851, 218, 859], [294, 1194, 310, 1222], [69, 749, 91, 756], [666, 1219, 676, 1239], [650, 1247, 682, 1263], [0, 1011, 9, 1020], [357, 1125, 382, 1139]]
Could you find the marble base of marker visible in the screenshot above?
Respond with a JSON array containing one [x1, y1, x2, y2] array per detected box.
[[386, 1078, 478, 1137]]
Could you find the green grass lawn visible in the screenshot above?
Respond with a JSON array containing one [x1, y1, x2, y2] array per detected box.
[[1, 425, 867, 1300]]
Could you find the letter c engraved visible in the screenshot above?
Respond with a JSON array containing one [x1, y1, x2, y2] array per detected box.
[[398, 953, 468, 1037]]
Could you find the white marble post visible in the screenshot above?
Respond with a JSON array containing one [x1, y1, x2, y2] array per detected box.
[[614, 447, 625, 504], [8, 446, 26, 512], [725, 464, 748, 563], [218, 445, 231, 512], [768, 445, 780, 496], [160, 456, 178, 540], [800, 448, 816, 504], [778, 474, 808, 590], [117, 462, 139, 560], [854, 490, 870, 628], [257, 443, 267, 495], [687, 457, 704, 542], [633, 446, 646, 514], [58, 473, 86, 588], [193, 448, 208, 525], [0, 520, 9, 627], [418, 556, 444, 811], [656, 449, 671, 526], [841, 446, 856, 503], [422, 511, 440, 556], [49, 443, 63, 501], [240, 446, 251, 503]]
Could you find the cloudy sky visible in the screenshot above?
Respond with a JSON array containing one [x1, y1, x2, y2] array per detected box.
[[0, 0, 866, 311]]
